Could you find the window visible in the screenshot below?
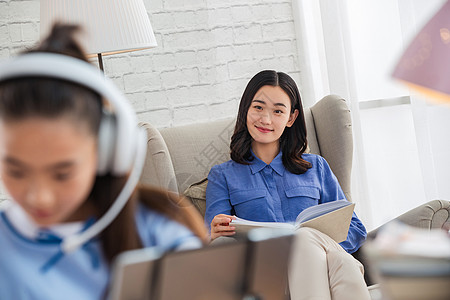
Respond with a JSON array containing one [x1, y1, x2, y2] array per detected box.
[[294, 0, 450, 230]]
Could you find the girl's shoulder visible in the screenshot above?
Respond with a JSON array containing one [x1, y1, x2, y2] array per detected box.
[[135, 202, 168, 226], [135, 202, 184, 235], [135, 201, 202, 251]]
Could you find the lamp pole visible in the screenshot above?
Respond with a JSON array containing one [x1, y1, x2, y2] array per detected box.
[[97, 53, 104, 72]]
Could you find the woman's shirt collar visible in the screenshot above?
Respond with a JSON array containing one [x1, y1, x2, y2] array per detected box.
[[248, 149, 285, 176]]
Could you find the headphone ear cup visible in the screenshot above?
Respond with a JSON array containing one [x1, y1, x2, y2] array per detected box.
[[97, 112, 117, 175]]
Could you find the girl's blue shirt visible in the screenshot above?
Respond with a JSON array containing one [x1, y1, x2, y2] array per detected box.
[[205, 152, 367, 253], [0, 202, 201, 300]]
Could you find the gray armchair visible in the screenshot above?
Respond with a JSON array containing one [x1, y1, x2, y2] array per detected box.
[[139, 93, 449, 231], [138, 94, 450, 297], [140, 94, 354, 201]]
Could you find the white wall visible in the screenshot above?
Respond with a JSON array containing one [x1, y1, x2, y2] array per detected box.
[[0, 0, 301, 200], [0, 0, 301, 128]]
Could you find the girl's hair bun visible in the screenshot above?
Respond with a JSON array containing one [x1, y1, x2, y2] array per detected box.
[[29, 23, 88, 62]]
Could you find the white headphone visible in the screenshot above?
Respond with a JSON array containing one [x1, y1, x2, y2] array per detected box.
[[0, 53, 148, 253]]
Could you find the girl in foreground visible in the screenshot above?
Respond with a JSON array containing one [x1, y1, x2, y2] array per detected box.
[[205, 70, 370, 300], [0, 25, 206, 299]]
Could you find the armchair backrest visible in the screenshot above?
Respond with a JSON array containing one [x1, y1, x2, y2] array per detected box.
[[140, 94, 353, 202]]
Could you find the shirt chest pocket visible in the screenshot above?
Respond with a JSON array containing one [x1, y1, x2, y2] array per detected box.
[[285, 186, 320, 207], [229, 189, 267, 218]]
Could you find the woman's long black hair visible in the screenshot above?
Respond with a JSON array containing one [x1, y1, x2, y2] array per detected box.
[[230, 70, 312, 174]]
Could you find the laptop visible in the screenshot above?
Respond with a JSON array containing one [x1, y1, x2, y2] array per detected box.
[[108, 247, 161, 300], [108, 228, 294, 300]]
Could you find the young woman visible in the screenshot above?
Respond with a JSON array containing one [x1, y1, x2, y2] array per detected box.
[[0, 24, 207, 299], [205, 70, 370, 300]]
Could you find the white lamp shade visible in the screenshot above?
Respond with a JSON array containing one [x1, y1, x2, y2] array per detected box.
[[40, 0, 157, 57]]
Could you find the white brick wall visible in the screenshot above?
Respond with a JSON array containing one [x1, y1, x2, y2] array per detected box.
[[0, 0, 302, 199], [0, 0, 301, 128]]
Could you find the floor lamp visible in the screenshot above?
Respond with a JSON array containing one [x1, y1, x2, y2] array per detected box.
[[40, 0, 157, 71]]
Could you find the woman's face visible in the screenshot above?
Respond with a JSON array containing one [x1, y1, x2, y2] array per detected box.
[[246, 85, 299, 149], [0, 117, 98, 226]]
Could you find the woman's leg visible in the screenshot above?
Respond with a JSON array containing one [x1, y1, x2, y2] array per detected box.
[[289, 227, 370, 300], [327, 250, 369, 300]]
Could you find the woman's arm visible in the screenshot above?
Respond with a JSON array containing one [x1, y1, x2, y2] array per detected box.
[[318, 156, 367, 253], [205, 165, 236, 240]]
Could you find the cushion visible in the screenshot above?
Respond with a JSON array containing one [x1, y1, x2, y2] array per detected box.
[[183, 178, 208, 217]]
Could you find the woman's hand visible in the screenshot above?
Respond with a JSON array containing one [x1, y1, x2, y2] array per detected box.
[[210, 214, 236, 240]]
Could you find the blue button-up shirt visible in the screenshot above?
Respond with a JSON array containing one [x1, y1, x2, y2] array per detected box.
[[205, 152, 367, 253]]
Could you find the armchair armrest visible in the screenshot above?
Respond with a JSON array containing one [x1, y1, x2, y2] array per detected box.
[[394, 199, 449, 230], [360, 199, 449, 286], [368, 199, 450, 239]]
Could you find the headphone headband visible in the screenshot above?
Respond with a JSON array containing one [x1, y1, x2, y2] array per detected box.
[[0, 53, 139, 175], [0, 52, 149, 253]]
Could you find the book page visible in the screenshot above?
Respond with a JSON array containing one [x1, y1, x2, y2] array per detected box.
[[231, 217, 295, 234], [297, 203, 355, 243], [295, 200, 351, 224], [230, 202, 355, 242]]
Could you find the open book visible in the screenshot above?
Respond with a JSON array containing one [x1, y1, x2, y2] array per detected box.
[[230, 200, 355, 243]]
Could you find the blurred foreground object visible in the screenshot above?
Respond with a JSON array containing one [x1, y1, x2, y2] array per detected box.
[[392, 0, 450, 104], [364, 221, 450, 300]]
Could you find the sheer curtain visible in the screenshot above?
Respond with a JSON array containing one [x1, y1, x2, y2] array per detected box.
[[293, 0, 450, 231]]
